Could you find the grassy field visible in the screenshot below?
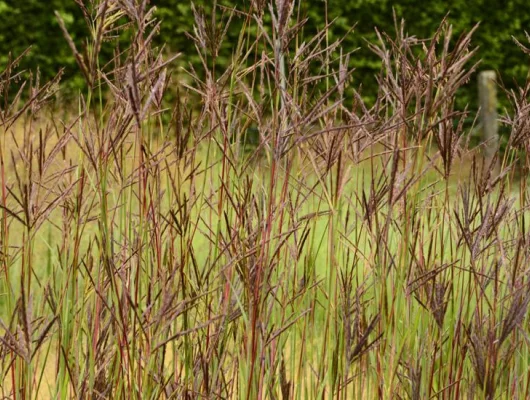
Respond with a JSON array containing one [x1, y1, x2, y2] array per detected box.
[[2, 1, 530, 399]]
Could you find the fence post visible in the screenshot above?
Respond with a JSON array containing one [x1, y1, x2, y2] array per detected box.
[[478, 70, 499, 169]]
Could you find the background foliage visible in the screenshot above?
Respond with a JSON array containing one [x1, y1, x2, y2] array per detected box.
[[0, 0, 529, 107]]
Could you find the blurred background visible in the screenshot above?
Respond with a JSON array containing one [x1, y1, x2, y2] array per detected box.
[[1, 1, 528, 117]]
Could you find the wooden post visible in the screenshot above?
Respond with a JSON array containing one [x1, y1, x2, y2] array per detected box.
[[478, 70, 499, 169]]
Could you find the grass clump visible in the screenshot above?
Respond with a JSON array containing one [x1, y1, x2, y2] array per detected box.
[[1, 1, 530, 399]]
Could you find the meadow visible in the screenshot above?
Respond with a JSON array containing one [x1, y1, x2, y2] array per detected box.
[[1, 1, 530, 399]]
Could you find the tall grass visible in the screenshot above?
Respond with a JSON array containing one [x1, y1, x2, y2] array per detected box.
[[1, 1, 530, 399]]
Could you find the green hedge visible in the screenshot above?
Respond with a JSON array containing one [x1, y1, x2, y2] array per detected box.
[[0, 0, 88, 95], [1, 0, 528, 108]]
